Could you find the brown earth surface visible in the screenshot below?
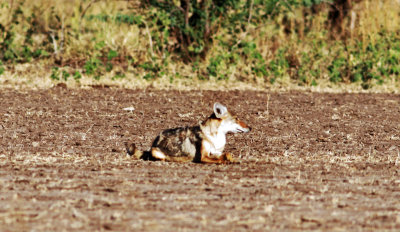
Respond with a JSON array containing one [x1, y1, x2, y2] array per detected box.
[[1, 87, 400, 231]]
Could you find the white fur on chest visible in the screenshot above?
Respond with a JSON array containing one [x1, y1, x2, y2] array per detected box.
[[202, 131, 226, 158]]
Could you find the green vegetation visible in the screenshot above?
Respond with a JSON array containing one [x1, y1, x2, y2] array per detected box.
[[0, 0, 399, 90]]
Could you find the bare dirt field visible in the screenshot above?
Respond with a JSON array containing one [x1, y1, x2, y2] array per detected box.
[[1, 87, 400, 231]]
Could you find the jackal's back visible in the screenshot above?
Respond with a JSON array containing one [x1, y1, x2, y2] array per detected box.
[[151, 126, 203, 162]]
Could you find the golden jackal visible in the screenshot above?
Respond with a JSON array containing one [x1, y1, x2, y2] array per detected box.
[[128, 102, 251, 163]]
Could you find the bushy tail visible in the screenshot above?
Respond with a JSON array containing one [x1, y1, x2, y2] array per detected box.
[[126, 143, 153, 160], [126, 143, 143, 159]]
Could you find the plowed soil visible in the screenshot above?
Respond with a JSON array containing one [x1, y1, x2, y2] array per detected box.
[[1, 87, 400, 231]]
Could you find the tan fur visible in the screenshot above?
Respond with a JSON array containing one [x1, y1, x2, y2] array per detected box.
[[200, 117, 221, 137], [126, 143, 143, 159], [128, 102, 251, 164]]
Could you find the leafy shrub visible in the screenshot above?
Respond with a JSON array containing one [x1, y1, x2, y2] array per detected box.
[[73, 71, 82, 81], [2, 0, 400, 90], [0, 61, 4, 75]]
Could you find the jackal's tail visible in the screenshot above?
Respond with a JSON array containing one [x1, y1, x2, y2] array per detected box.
[[125, 143, 152, 160], [125, 143, 143, 159]]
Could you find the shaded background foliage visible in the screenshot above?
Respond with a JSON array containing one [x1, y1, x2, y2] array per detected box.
[[0, 0, 399, 89]]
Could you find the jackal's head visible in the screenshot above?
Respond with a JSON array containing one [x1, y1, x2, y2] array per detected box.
[[212, 102, 251, 134]]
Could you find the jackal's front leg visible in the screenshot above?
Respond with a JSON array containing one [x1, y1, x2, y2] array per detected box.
[[200, 146, 237, 164], [200, 153, 238, 164], [223, 153, 237, 163]]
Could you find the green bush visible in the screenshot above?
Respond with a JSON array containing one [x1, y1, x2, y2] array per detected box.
[[2, 0, 400, 90]]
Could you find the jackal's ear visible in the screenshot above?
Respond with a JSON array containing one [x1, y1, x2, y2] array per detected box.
[[213, 102, 228, 118]]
